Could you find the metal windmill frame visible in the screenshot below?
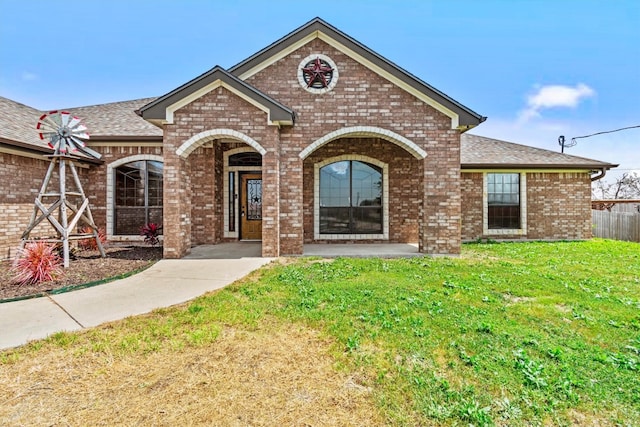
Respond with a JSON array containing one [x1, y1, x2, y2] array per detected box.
[[20, 111, 105, 267]]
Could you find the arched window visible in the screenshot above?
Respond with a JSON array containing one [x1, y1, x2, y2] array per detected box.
[[114, 160, 163, 235], [319, 160, 382, 234]]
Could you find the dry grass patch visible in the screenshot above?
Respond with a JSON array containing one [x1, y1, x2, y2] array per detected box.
[[0, 323, 383, 426]]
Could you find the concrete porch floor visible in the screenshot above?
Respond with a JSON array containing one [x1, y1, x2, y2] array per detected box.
[[185, 242, 421, 259]]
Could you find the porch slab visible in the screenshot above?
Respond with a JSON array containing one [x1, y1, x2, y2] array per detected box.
[[302, 243, 420, 258], [184, 242, 263, 259]]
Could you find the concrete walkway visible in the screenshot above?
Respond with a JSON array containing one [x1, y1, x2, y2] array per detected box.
[[0, 243, 272, 351], [0, 242, 422, 351]]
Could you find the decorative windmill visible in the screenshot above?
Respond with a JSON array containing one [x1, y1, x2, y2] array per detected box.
[[20, 111, 105, 267]]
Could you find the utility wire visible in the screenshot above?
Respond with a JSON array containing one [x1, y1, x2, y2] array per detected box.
[[571, 125, 640, 144]]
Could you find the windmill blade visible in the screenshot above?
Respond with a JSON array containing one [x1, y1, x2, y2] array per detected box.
[[60, 111, 71, 126], [35, 111, 99, 159], [67, 116, 82, 129]]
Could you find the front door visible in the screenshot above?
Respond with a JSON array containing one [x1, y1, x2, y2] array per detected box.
[[240, 173, 262, 240]]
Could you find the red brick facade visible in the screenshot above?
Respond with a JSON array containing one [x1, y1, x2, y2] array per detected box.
[[461, 172, 593, 241], [0, 20, 604, 260]]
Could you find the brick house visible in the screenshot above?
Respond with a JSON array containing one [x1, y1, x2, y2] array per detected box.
[[0, 18, 616, 259]]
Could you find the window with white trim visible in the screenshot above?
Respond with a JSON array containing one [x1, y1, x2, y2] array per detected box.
[[319, 160, 382, 234], [114, 160, 163, 235], [483, 172, 527, 236], [487, 173, 521, 229]]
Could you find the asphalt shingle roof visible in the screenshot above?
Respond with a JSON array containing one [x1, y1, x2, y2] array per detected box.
[[0, 96, 161, 148], [461, 133, 616, 169], [0, 96, 616, 170], [0, 96, 49, 148]]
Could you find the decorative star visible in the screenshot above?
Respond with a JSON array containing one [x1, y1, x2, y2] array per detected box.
[[301, 57, 334, 88]]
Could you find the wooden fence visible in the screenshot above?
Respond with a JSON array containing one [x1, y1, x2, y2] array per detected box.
[[592, 210, 640, 242]]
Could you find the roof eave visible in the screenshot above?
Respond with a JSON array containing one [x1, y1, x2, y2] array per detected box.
[[137, 66, 294, 125], [461, 163, 618, 170]]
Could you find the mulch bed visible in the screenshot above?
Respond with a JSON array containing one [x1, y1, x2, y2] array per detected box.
[[0, 246, 163, 301]]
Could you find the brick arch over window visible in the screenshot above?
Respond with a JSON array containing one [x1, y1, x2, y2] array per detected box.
[[107, 154, 164, 238], [299, 126, 427, 160], [176, 129, 266, 158]]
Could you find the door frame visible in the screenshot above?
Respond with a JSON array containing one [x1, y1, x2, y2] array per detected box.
[[223, 148, 262, 239], [239, 172, 263, 240]]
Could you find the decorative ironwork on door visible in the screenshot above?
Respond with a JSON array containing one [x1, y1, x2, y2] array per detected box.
[[246, 179, 262, 220]]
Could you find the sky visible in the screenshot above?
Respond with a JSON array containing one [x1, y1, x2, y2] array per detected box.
[[1, 0, 638, 182]]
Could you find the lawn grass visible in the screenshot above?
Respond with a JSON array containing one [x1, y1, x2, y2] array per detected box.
[[2, 239, 639, 426]]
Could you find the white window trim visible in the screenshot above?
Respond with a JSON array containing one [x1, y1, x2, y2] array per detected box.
[[223, 147, 261, 239], [314, 155, 389, 240], [107, 154, 164, 241], [483, 172, 527, 236]]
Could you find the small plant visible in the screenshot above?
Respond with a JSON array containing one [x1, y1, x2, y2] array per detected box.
[[11, 241, 63, 286], [140, 223, 161, 246], [77, 226, 106, 250]]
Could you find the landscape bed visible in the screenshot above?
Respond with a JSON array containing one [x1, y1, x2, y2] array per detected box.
[[1, 239, 638, 426]]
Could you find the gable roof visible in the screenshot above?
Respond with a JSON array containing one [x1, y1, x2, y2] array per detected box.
[[137, 66, 294, 126], [229, 17, 486, 130], [461, 133, 617, 170]]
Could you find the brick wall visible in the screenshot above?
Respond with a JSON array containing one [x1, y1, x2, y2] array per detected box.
[[303, 137, 421, 243], [244, 38, 459, 254], [0, 152, 95, 259], [163, 86, 279, 257], [460, 171, 593, 241], [526, 172, 592, 240]]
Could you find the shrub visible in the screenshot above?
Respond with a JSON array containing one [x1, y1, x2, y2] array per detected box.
[[11, 241, 63, 286], [140, 223, 161, 246], [77, 226, 107, 250]]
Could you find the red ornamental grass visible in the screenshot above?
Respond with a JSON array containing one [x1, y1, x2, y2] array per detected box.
[[140, 223, 161, 246], [11, 241, 63, 286], [77, 226, 107, 250]]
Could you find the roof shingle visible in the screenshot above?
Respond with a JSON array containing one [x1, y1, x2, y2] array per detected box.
[[461, 133, 617, 169]]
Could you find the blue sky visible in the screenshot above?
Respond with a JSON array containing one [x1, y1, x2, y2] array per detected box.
[[1, 0, 638, 180]]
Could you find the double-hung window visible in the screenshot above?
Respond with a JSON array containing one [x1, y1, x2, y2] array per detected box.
[[486, 173, 524, 231]]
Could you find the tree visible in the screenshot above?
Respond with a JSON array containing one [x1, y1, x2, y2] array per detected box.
[[592, 172, 640, 200]]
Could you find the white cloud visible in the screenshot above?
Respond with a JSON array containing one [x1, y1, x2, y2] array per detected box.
[[518, 83, 595, 122], [21, 71, 38, 81]]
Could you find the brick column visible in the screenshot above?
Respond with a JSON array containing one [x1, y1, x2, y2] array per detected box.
[[419, 131, 462, 255], [279, 149, 304, 255], [163, 130, 192, 259], [261, 129, 280, 257]]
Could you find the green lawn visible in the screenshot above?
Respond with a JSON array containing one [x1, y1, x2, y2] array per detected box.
[[3, 239, 639, 426]]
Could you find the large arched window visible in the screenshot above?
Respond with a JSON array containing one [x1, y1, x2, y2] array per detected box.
[[114, 160, 163, 235], [319, 160, 382, 234]]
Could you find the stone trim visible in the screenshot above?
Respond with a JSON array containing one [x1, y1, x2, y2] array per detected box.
[[106, 154, 164, 240], [300, 126, 427, 160], [314, 154, 389, 240], [297, 53, 339, 94], [177, 129, 267, 159], [223, 147, 262, 239], [482, 172, 528, 236]]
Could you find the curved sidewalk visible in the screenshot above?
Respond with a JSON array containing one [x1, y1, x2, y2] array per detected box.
[[0, 253, 272, 351]]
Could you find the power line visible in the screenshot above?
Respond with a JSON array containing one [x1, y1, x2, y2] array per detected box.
[[571, 125, 640, 143], [559, 124, 640, 153]]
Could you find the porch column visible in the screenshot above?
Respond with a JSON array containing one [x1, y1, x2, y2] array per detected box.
[[279, 151, 304, 255], [261, 146, 280, 257], [163, 129, 192, 258], [419, 132, 462, 255]]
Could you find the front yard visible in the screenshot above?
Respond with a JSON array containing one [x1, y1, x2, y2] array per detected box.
[[1, 239, 638, 426]]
